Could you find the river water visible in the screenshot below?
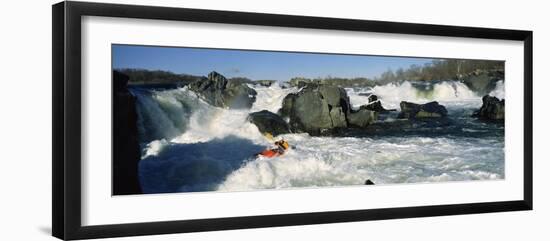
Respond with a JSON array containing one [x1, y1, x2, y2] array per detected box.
[[130, 80, 505, 194]]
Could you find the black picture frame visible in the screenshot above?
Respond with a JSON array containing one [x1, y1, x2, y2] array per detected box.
[[52, 1, 533, 240]]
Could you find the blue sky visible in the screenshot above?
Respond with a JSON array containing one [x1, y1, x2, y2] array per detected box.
[[113, 45, 433, 81]]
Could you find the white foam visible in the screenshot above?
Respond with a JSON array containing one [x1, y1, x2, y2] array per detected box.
[[346, 81, 482, 110], [489, 80, 505, 99], [142, 139, 169, 158], [217, 135, 504, 191], [250, 84, 300, 113]]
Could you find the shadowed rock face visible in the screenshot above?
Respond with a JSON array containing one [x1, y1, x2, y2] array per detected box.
[[398, 101, 448, 119], [112, 70, 142, 195], [473, 95, 505, 121], [188, 71, 257, 109], [247, 110, 291, 137]]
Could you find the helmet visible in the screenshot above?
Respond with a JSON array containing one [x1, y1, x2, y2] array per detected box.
[[281, 141, 289, 150], [276, 140, 289, 150]]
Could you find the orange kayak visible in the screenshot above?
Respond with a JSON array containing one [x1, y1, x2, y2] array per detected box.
[[258, 149, 281, 158]]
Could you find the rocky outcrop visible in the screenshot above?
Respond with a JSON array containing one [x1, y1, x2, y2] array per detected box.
[[461, 69, 504, 95], [248, 110, 291, 136], [112, 70, 142, 195], [398, 101, 448, 119], [280, 84, 381, 135], [473, 95, 505, 121], [188, 71, 257, 109], [280, 85, 353, 135], [364, 95, 396, 112]]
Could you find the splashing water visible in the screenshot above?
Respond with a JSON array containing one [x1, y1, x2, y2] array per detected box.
[[489, 80, 505, 100], [345, 81, 485, 112]]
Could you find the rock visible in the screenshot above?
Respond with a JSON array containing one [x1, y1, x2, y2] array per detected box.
[[462, 70, 504, 95], [280, 84, 383, 135], [280, 82, 292, 89], [472, 95, 505, 121], [279, 92, 296, 118], [113, 70, 130, 92], [330, 107, 348, 127], [248, 110, 291, 136], [348, 106, 378, 128], [255, 80, 275, 87], [112, 70, 142, 195], [280, 85, 351, 135], [286, 89, 335, 134], [364, 179, 375, 185], [319, 85, 351, 112], [288, 77, 316, 88], [364, 95, 396, 112], [398, 101, 448, 119], [368, 95, 378, 103], [189, 71, 257, 109]]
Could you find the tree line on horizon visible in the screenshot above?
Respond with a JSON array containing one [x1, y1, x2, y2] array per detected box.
[[116, 68, 202, 85], [374, 59, 504, 84], [115, 59, 504, 87]]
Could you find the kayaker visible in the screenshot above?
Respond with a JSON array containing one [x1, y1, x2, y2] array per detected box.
[[258, 139, 290, 158], [274, 140, 290, 154]]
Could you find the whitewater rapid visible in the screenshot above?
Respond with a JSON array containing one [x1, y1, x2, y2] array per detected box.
[[346, 81, 489, 110], [133, 80, 505, 194]]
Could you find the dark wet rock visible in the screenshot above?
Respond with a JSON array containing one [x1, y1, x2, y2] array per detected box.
[[473, 95, 505, 121], [189, 71, 257, 109], [364, 179, 375, 185], [398, 101, 448, 119], [279, 92, 296, 118], [461, 69, 504, 95], [112, 70, 142, 195], [280, 85, 352, 135], [248, 110, 291, 136], [364, 95, 396, 112]]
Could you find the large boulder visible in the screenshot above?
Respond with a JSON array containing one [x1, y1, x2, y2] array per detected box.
[[189, 71, 257, 109], [248, 110, 291, 136], [472, 95, 505, 121], [280, 85, 351, 135], [398, 101, 448, 119], [462, 69, 504, 95], [112, 70, 142, 195]]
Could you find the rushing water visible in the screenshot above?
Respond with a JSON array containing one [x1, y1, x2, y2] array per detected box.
[[131, 80, 505, 194]]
